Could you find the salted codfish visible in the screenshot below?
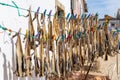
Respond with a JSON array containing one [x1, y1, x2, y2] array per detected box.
[[24, 7, 35, 49], [24, 39, 31, 76], [15, 29, 24, 77]]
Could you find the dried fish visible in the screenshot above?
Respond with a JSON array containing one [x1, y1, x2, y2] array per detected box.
[[34, 47, 40, 77], [26, 7, 35, 49], [15, 29, 24, 77], [24, 39, 31, 76]]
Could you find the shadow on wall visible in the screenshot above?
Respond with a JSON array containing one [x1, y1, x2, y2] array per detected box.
[[2, 38, 46, 80], [8, 62, 12, 80], [3, 53, 8, 80], [11, 38, 26, 80], [11, 38, 18, 80], [2, 40, 18, 80], [2, 51, 45, 80]]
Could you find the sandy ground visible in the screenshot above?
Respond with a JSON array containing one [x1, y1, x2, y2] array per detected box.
[[49, 54, 120, 80], [98, 54, 120, 80], [70, 54, 120, 80], [13, 53, 120, 80], [16, 55, 120, 80]]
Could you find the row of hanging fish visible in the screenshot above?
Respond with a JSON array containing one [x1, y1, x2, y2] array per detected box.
[[12, 7, 119, 78]]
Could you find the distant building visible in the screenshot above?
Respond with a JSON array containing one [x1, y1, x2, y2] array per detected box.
[[81, 0, 88, 13], [55, 0, 65, 18], [99, 15, 120, 29], [117, 8, 120, 19], [70, 0, 86, 16]]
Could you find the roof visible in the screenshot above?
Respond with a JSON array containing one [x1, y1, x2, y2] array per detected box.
[[99, 18, 120, 21], [99, 14, 120, 21]]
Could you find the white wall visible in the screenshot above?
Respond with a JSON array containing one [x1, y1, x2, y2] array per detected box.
[[0, 0, 70, 80], [99, 20, 120, 28]]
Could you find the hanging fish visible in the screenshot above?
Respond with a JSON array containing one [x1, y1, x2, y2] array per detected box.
[[14, 29, 24, 77], [54, 41, 60, 78], [34, 47, 40, 77], [27, 6, 35, 49], [39, 38, 45, 77], [61, 42, 66, 77], [24, 39, 32, 76]]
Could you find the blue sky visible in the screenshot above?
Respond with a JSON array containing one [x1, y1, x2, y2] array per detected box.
[[86, 0, 120, 18]]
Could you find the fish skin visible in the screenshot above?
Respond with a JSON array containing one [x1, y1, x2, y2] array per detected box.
[[34, 48, 40, 77], [39, 39, 45, 77], [27, 7, 35, 49], [15, 33, 24, 77], [24, 39, 31, 76]]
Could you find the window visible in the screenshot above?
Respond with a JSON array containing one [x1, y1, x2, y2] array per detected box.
[[111, 23, 115, 27], [58, 10, 63, 18]]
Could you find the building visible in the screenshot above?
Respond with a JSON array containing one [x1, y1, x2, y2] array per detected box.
[[70, 0, 81, 16], [99, 9, 120, 29], [81, 0, 88, 13], [99, 15, 120, 29], [70, 0, 88, 16], [117, 8, 120, 19]]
